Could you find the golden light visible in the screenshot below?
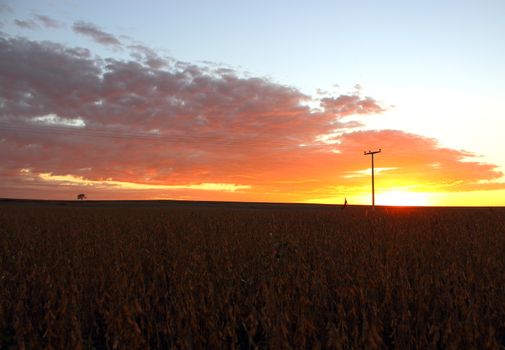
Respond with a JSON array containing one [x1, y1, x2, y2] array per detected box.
[[376, 189, 431, 206], [34, 172, 251, 192]]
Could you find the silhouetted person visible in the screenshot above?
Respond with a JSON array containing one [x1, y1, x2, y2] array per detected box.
[[342, 197, 348, 210]]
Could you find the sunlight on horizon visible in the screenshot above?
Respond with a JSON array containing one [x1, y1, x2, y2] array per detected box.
[[317, 188, 505, 207], [376, 190, 431, 206], [344, 189, 432, 207]]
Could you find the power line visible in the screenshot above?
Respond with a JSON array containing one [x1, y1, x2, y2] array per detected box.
[[0, 123, 324, 149]]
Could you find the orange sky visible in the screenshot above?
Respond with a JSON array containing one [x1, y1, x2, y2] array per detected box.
[[1, 32, 504, 206]]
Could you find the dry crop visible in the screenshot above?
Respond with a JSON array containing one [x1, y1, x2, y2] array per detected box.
[[1, 202, 505, 349]]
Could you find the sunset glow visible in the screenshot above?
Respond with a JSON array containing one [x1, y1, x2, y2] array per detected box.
[[37, 172, 250, 192], [1, 1, 504, 205], [376, 190, 431, 207]]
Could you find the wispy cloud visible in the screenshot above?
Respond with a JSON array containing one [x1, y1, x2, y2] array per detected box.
[[35, 15, 62, 29], [343, 167, 399, 178], [73, 21, 121, 47], [14, 19, 38, 30], [14, 15, 63, 30], [35, 172, 250, 192], [321, 95, 385, 116]]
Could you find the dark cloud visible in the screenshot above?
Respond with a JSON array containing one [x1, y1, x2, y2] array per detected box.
[[0, 36, 102, 120], [72, 21, 121, 47], [0, 34, 502, 201]]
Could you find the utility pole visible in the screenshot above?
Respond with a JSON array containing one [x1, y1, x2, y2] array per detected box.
[[364, 149, 381, 208]]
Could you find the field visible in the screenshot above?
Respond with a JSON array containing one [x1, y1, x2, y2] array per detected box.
[[1, 200, 505, 349]]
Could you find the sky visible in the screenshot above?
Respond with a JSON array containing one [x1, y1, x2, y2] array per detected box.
[[1, 0, 504, 206]]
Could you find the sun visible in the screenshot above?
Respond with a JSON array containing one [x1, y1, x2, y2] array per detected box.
[[376, 190, 431, 206]]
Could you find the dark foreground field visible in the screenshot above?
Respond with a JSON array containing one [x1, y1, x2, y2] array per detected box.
[[1, 200, 505, 349]]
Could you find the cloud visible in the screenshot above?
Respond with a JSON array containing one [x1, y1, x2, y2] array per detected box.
[[33, 171, 250, 192], [321, 95, 385, 116], [0, 33, 502, 201], [72, 21, 121, 47], [14, 19, 39, 30], [14, 15, 63, 30], [128, 43, 168, 69], [35, 15, 62, 29], [335, 130, 504, 192]]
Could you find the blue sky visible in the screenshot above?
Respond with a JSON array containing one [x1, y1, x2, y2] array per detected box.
[[4, 1, 505, 91], [5, 1, 505, 89]]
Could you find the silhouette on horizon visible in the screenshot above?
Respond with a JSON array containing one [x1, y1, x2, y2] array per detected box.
[[77, 193, 87, 200]]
